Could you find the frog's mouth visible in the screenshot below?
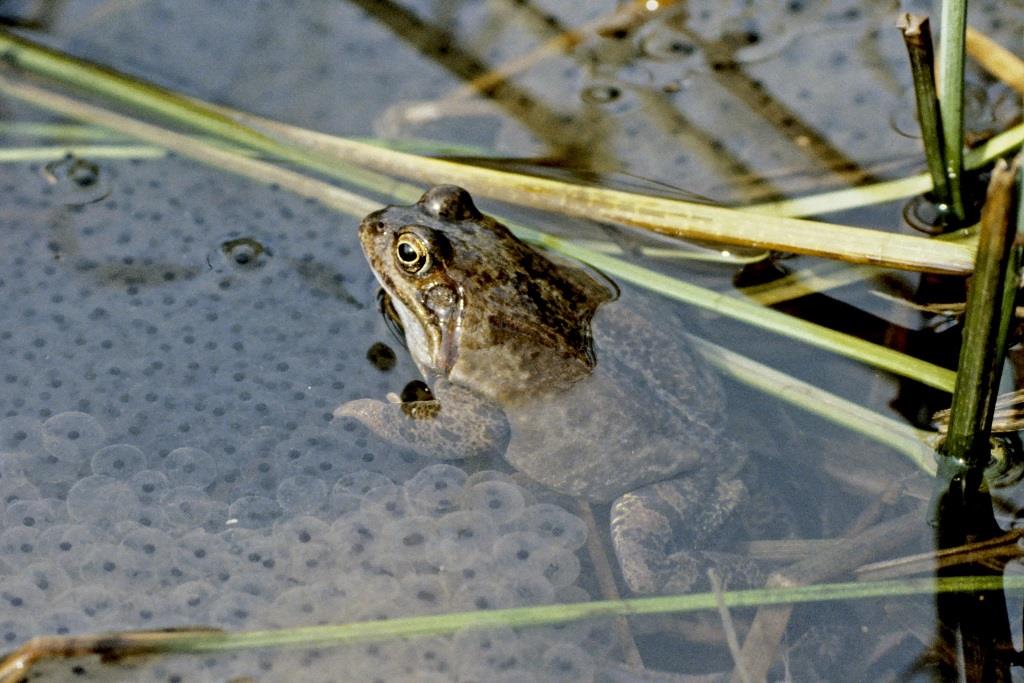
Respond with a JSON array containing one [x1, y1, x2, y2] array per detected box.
[[377, 289, 407, 347], [377, 287, 460, 377]]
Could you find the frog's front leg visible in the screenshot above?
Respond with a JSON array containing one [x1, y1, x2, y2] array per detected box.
[[335, 379, 510, 460], [610, 466, 761, 595]]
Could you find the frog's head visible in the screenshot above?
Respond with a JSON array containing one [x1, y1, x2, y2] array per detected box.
[[358, 185, 481, 377], [358, 185, 613, 399]]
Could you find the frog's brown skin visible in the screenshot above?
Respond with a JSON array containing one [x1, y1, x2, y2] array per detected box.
[[337, 185, 759, 594]]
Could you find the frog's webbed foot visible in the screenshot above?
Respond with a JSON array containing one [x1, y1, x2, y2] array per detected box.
[[334, 381, 509, 460], [610, 470, 761, 595]]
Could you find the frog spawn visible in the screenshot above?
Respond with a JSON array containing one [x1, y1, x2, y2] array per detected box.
[[0, 412, 611, 681]]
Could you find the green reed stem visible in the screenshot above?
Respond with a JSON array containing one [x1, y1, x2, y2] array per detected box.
[[899, 14, 951, 207], [2, 575, 1021, 670], [938, 0, 968, 222], [940, 158, 1021, 465], [688, 335, 938, 474]]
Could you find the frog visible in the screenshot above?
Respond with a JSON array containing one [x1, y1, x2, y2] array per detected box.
[[336, 185, 761, 595]]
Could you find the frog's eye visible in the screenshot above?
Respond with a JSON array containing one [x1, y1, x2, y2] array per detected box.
[[395, 232, 431, 274]]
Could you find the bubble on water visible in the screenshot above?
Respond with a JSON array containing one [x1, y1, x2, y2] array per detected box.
[[163, 485, 229, 532], [276, 474, 327, 515], [404, 464, 466, 516], [449, 579, 516, 612], [426, 511, 496, 571], [462, 480, 526, 524], [42, 411, 106, 459], [41, 153, 111, 206], [91, 444, 148, 479], [163, 446, 218, 487], [20, 560, 72, 598], [328, 469, 392, 516], [126, 469, 169, 505], [228, 494, 283, 528], [5, 497, 66, 530], [540, 643, 594, 683], [66, 475, 141, 527], [512, 504, 587, 551], [214, 237, 273, 271]]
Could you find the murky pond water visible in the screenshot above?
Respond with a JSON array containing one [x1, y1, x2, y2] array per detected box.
[[0, 1, 1022, 681]]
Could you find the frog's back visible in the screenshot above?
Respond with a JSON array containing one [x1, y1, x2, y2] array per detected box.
[[504, 289, 726, 503]]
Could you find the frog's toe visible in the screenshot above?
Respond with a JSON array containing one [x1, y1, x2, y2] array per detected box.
[[334, 398, 408, 446], [334, 397, 389, 424]]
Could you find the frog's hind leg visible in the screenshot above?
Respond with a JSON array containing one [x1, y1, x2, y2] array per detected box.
[[609, 468, 761, 595]]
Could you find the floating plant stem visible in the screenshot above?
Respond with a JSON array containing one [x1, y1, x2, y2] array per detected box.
[[687, 335, 938, 474], [0, 75, 384, 217], [966, 26, 1024, 94], [0, 29, 977, 275], [0, 144, 166, 162], [749, 122, 1024, 217], [3, 576, 1024, 681], [898, 14, 951, 208], [938, 0, 968, 222], [226, 106, 977, 274], [0, 74, 958, 394], [0, 30, 414, 201], [514, 222, 959, 392], [940, 157, 1022, 466], [0, 121, 128, 141]]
